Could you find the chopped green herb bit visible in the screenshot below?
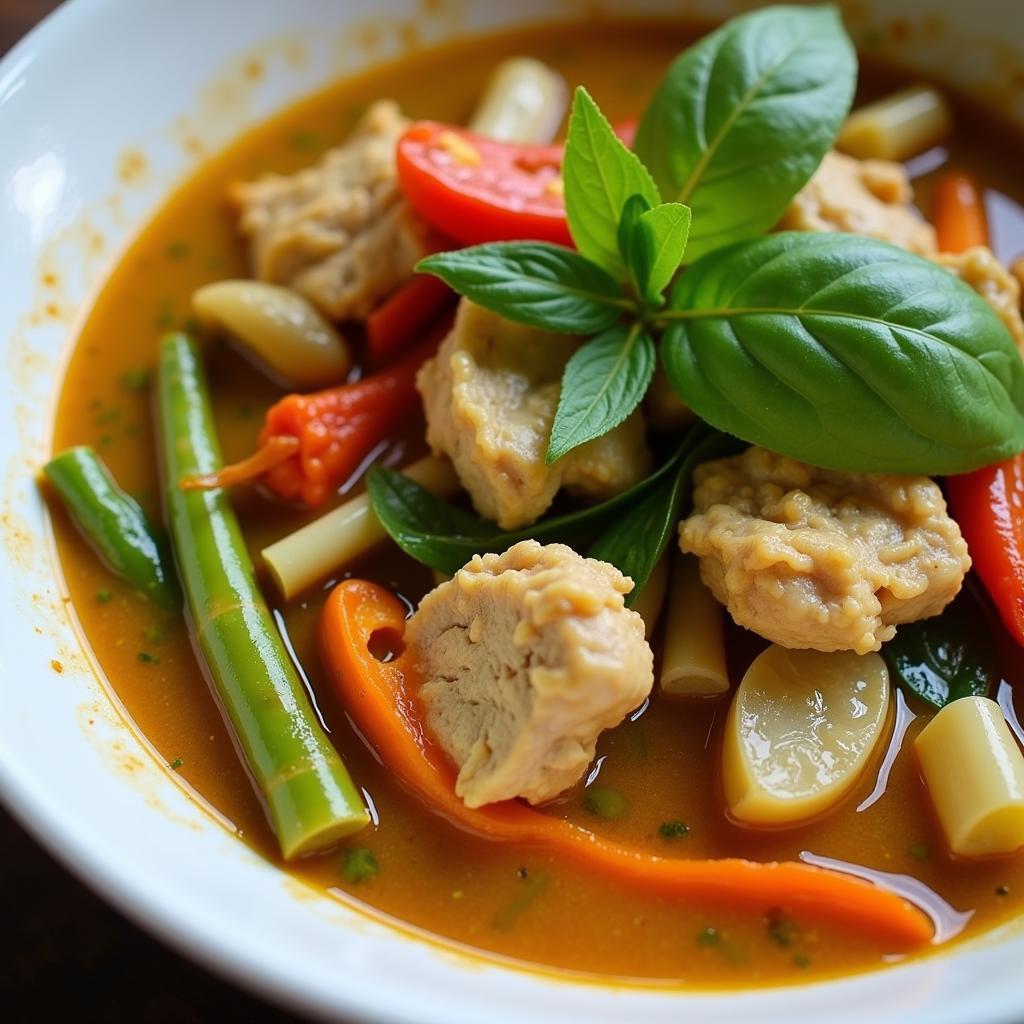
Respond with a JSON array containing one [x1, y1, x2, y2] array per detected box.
[[996, 884, 1010, 897], [143, 624, 167, 644], [168, 757, 184, 771], [96, 587, 112, 604], [155, 300, 176, 329], [696, 926, 721, 948], [793, 953, 811, 969], [120, 367, 151, 393], [493, 870, 550, 931], [342, 846, 379, 885], [583, 785, 628, 819], [165, 241, 190, 260], [289, 129, 323, 152], [765, 909, 798, 948], [237, 403, 255, 420], [907, 842, 931, 862], [658, 820, 690, 840], [137, 651, 160, 664], [94, 406, 122, 426]]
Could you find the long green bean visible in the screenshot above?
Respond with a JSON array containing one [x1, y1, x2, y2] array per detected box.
[[156, 333, 369, 858], [43, 446, 179, 609]]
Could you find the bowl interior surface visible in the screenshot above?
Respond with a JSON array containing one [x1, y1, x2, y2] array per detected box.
[[1, 1, 1023, 1021]]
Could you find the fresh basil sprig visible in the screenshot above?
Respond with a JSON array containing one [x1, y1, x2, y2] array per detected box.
[[634, 3, 856, 260], [367, 424, 726, 599], [659, 232, 1024, 474], [884, 588, 994, 709]]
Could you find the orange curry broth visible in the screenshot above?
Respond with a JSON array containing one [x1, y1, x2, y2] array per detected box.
[[50, 19, 1024, 986]]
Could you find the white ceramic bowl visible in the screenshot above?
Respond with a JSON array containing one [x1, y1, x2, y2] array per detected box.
[[2, 1, 1023, 1021]]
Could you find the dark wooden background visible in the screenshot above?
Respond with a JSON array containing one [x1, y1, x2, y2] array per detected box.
[[0, 5, 300, 1021]]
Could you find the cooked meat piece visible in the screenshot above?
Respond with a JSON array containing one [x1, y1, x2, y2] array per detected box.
[[679, 447, 970, 655], [228, 100, 430, 319], [937, 246, 1024, 350], [417, 300, 652, 529], [780, 150, 936, 255], [408, 540, 653, 807]]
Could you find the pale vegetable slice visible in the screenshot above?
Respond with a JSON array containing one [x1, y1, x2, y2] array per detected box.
[[915, 695, 1024, 858], [192, 280, 352, 389], [660, 553, 729, 697], [261, 456, 459, 599], [468, 57, 568, 144], [837, 85, 951, 161], [723, 646, 890, 826], [632, 554, 669, 640]]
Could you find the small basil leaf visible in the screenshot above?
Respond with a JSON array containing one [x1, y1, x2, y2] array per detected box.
[[564, 86, 660, 279], [639, 202, 692, 301], [417, 243, 626, 334], [660, 232, 1024, 474], [367, 424, 712, 576], [634, 4, 856, 260], [546, 323, 655, 464], [884, 589, 994, 710], [617, 194, 654, 300], [590, 429, 743, 602]]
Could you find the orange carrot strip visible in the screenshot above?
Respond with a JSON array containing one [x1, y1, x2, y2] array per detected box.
[[320, 579, 934, 950], [366, 274, 455, 366], [179, 435, 300, 491], [933, 171, 989, 253]]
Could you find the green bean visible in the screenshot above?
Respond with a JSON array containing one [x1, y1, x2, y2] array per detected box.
[[156, 333, 369, 858], [43, 446, 179, 609]]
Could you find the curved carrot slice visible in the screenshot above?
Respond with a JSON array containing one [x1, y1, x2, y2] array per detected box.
[[933, 171, 989, 253], [320, 579, 933, 950]]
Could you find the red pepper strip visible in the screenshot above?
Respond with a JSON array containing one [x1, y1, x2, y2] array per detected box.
[[320, 579, 933, 950], [931, 171, 1024, 643], [947, 460, 1024, 646], [365, 274, 455, 367]]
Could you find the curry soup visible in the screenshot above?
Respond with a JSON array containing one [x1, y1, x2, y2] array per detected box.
[[48, 15, 1024, 987]]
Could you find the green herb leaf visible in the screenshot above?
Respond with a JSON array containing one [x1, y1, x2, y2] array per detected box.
[[417, 243, 626, 334], [583, 785, 628, 819], [639, 202, 692, 300], [634, 4, 856, 260], [367, 423, 714, 576], [546, 323, 655, 464], [884, 589, 994, 709], [342, 847, 379, 884], [617, 194, 655, 300], [659, 232, 1024, 474], [658, 820, 691, 839], [564, 87, 660, 278], [589, 428, 742, 601]]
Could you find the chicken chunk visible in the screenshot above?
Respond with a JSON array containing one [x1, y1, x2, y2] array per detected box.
[[408, 540, 653, 807], [417, 300, 652, 529], [937, 246, 1024, 350], [781, 150, 936, 255], [679, 447, 970, 655], [228, 100, 430, 319]]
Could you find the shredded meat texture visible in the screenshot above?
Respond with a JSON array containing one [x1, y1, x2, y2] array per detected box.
[[937, 246, 1024, 350], [408, 540, 653, 808], [781, 150, 937, 255], [228, 100, 430, 320], [679, 448, 971, 655], [417, 300, 652, 529]]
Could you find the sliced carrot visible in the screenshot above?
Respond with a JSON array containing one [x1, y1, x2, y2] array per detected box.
[[366, 274, 455, 366], [320, 579, 934, 950], [933, 171, 989, 253]]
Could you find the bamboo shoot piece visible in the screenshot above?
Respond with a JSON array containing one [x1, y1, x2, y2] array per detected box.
[[915, 696, 1024, 857], [660, 553, 729, 697], [157, 332, 369, 857], [723, 646, 890, 826], [838, 85, 951, 162], [262, 455, 459, 600], [468, 57, 568, 144]]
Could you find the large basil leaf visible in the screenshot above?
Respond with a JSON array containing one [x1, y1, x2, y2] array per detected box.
[[547, 323, 655, 464], [564, 87, 660, 279], [659, 232, 1024, 474], [634, 4, 856, 260], [884, 589, 994, 710], [590, 429, 742, 602], [417, 243, 628, 334], [367, 424, 714, 577]]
